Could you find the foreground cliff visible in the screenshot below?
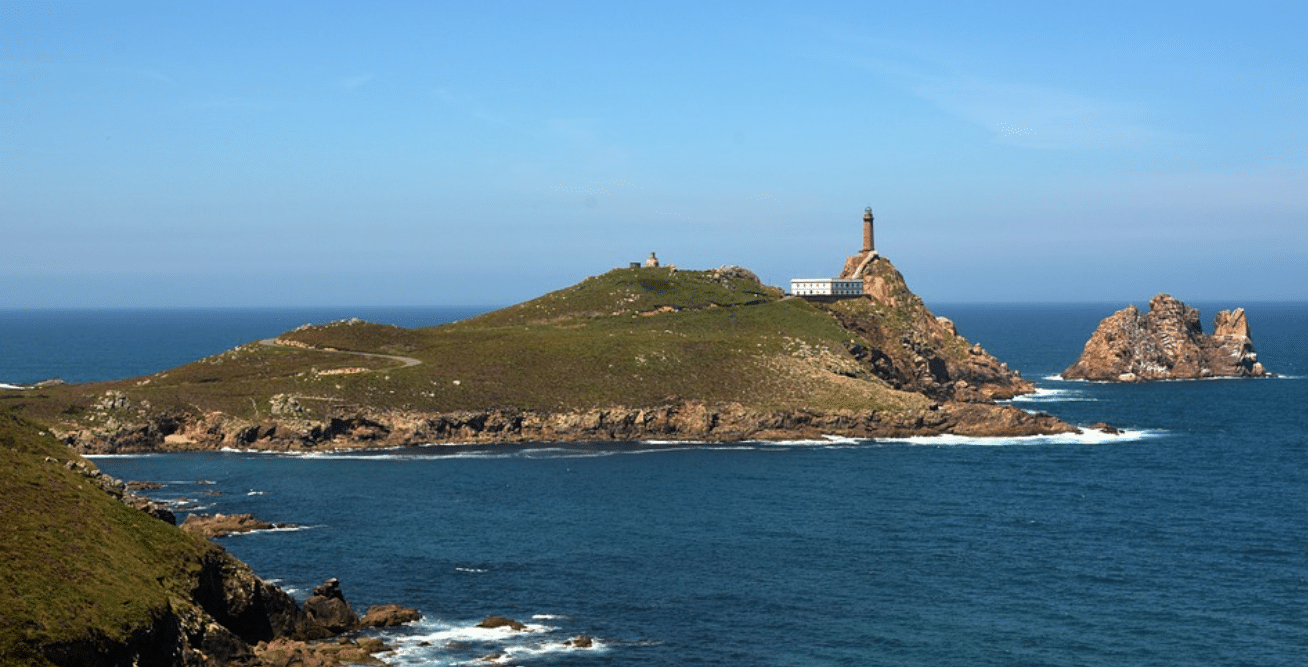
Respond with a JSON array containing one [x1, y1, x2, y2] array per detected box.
[[0, 413, 410, 666], [4, 261, 1080, 453], [1062, 294, 1271, 382]]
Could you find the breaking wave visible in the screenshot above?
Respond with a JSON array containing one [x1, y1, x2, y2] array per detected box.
[[1007, 387, 1099, 403], [876, 427, 1164, 447], [384, 617, 606, 667]]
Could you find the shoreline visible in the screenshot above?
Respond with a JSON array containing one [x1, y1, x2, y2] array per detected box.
[[54, 399, 1082, 455]]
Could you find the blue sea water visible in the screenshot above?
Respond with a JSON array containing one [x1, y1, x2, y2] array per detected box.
[[7, 303, 1308, 666]]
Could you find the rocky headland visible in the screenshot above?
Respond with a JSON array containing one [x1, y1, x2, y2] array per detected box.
[[4, 258, 1089, 454], [1062, 293, 1271, 382]]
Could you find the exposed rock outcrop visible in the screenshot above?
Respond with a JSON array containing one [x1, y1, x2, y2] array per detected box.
[[254, 636, 390, 667], [833, 252, 1035, 402], [302, 579, 361, 639], [181, 512, 288, 538], [1062, 294, 1271, 382], [478, 616, 528, 631], [359, 604, 422, 628], [56, 397, 1077, 454]]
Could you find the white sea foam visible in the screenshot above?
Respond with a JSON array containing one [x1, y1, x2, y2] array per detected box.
[[385, 617, 605, 667], [223, 524, 320, 536], [0, 382, 28, 390], [753, 435, 866, 447], [521, 447, 621, 459], [877, 427, 1163, 447], [454, 566, 488, 573], [246, 490, 266, 496], [493, 637, 605, 661], [1048, 373, 1291, 384], [1006, 387, 1098, 403], [623, 445, 713, 456]]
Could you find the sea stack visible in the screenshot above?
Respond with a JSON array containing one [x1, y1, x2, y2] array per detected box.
[[1061, 294, 1271, 382]]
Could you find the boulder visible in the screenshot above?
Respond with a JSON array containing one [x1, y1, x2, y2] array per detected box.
[[360, 604, 422, 628], [477, 615, 527, 631], [255, 636, 390, 667], [125, 495, 177, 524], [301, 578, 360, 638]]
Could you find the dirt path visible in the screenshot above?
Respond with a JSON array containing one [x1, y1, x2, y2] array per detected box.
[[258, 338, 422, 369]]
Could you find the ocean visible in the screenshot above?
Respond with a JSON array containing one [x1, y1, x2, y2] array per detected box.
[[4, 303, 1307, 666]]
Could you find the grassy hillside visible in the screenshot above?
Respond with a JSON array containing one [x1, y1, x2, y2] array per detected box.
[[5, 268, 930, 433], [1, 260, 1065, 450], [0, 413, 213, 665]]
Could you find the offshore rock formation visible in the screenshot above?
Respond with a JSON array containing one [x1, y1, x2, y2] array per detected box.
[[1062, 294, 1271, 382]]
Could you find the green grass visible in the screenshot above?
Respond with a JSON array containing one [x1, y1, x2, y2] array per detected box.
[[0, 413, 213, 665], [2, 265, 936, 432]]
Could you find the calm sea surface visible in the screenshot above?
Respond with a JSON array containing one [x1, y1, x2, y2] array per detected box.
[[5, 303, 1307, 666]]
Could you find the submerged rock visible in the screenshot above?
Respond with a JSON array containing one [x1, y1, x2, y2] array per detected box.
[[1062, 294, 1272, 382], [478, 615, 528, 631]]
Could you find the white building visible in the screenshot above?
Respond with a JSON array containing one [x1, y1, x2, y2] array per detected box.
[[789, 278, 864, 297]]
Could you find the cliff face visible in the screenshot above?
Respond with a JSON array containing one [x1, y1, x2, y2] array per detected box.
[[833, 252, 1035, 402], [1061, 294, 1270, 382]]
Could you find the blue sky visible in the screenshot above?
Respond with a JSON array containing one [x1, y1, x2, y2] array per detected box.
[[3, 0, 1306, 307]]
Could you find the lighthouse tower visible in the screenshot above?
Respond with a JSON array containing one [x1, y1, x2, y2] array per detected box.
[[862, 206, 875, 253]]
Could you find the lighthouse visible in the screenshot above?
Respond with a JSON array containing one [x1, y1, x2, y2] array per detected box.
[[862, 206, 874, 253]]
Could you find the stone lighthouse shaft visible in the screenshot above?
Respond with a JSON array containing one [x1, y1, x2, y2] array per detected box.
[[862, 206, 875, 253]]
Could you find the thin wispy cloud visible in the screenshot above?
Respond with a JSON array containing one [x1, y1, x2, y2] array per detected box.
[[339, 73, 372, 90], [842, 41, 1167, 150], [1066, 159, 1308, 212], [433, 87, 512, 127], [910, 75, 1165, 149]]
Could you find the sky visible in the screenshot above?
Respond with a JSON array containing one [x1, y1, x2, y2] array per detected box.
[[2, 0, 1306, 307]]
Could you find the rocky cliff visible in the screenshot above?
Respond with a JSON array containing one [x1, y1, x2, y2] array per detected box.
[[834, 250, 1035, 402], [50, 400, 1073, 454], [1061, 294, 1271, 382]]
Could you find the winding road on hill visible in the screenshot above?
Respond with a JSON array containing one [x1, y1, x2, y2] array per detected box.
[[257, 338, 422, 369]]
